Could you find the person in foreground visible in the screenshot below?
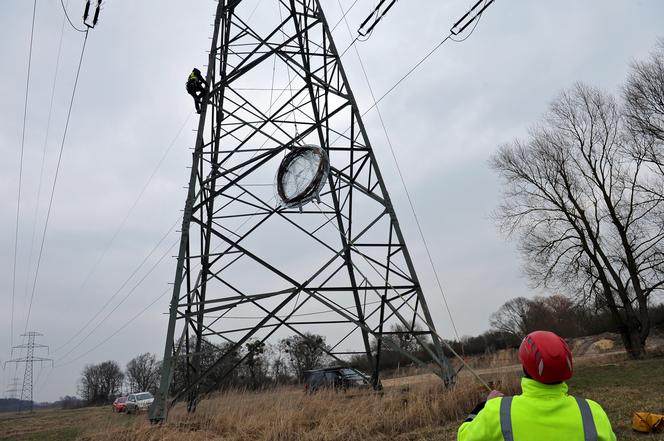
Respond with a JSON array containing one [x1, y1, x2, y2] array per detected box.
[[458, 330, 616, 441]]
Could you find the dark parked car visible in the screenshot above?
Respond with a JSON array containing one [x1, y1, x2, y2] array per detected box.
[[303, 367, 377, 392], [112, 396, 127, 413]]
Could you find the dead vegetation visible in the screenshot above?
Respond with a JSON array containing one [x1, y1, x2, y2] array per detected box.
[[77, 373, 520, 441], [3, 355, 663, 441]]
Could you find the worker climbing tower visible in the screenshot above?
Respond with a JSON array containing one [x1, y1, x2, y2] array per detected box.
[[151, 0, 454, 422]]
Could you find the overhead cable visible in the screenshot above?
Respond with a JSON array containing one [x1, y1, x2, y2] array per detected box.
[[330, 0, 497, 149], [23, 30, 89, 334], [337, 0, 463, 343], [58, 109, 194, 329], [55, 285, 172, 367], [23, 5, 68, 328], [59, 0, 87, 33], [314, 201, 490, 390], [11, 0, 38, 352], [55, 233, 181, 365], [54, 216, 182, 354]]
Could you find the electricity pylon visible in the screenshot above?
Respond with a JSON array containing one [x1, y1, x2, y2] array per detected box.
[[5, 377, 21, 400], [5, 332, 52, 413], [151, 0, 454, 422]]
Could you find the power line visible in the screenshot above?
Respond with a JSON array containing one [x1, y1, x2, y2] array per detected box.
[[55, 234, 179, 365], [23, 3, 68, 328], [24, 30, 90, 334], [330, 0, 496, 150], [53, 109, 193, 354], [56, 285, 172, 368], [313, 201, 490, 389], [54, 217, 181, 355], [337, 0, 464, 342], [364, 0, 495, 113], [55, 190, 278, 365], [59, 0, 87, 33], [63, 110, 194, 317], [12, 0, 38, 353]]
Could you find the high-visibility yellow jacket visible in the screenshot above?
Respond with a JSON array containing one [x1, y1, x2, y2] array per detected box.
[[458, 378, 616, 441]]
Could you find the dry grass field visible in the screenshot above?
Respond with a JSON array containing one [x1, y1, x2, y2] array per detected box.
[[1, 356, 663, 441]]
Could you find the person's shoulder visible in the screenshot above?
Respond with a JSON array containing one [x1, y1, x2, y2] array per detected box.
[[580, 397, 612, 422], [482, 396, 507, 414], [584, 397, 609, 412]]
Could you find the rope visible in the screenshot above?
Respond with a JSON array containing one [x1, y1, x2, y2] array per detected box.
[[313, 202, 490, 390]]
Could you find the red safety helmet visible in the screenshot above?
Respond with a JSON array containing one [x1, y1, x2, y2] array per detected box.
[[518, 331, 573, 384]]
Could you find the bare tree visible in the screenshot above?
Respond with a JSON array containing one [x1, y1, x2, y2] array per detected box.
[[79, 361, 124, 405], [624, 40, 664, 149], [126, 353, 161, 393], [623, 40, 664, 230], [270, 355, 292, 384], [489, 297, 532, 337], [279, 333, 329, 381], [243, 340, 269, 389], [491, 83, 664, 358], [376, 323, 429, 354], [170, 337, 244, 393]]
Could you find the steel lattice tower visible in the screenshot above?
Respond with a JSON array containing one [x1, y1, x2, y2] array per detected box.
[[151, 0, 454, 422], [4, 377, 21, 400], [6, 332, 52, 413]]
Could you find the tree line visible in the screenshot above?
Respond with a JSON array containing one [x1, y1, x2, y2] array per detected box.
[[445, 294, 664, 357], [76, 289, 664, 407], [76, 326, 446, 406], [78, 332, 339, 405], [78, 353, 162, 405]]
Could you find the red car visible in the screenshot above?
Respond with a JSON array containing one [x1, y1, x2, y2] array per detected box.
[[112, 396, 127, 413]]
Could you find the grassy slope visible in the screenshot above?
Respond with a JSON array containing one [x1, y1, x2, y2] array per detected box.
[[0, 357, 662, 441], [0, 406, 139, 441]]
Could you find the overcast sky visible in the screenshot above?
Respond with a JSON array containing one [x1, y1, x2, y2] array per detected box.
[[1, 0, 663, 402]]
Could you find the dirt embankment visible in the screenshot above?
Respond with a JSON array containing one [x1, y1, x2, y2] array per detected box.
[[384, 331, 664, 388], [463, 330, 664, 371]]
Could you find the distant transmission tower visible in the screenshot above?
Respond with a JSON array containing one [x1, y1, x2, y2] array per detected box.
[[6, 332, 53, 413], [4, 377, 21, 400], [151, 0, 454, 422]]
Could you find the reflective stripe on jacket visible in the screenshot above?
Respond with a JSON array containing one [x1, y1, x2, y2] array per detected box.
[[457, 378, 616, 441]]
